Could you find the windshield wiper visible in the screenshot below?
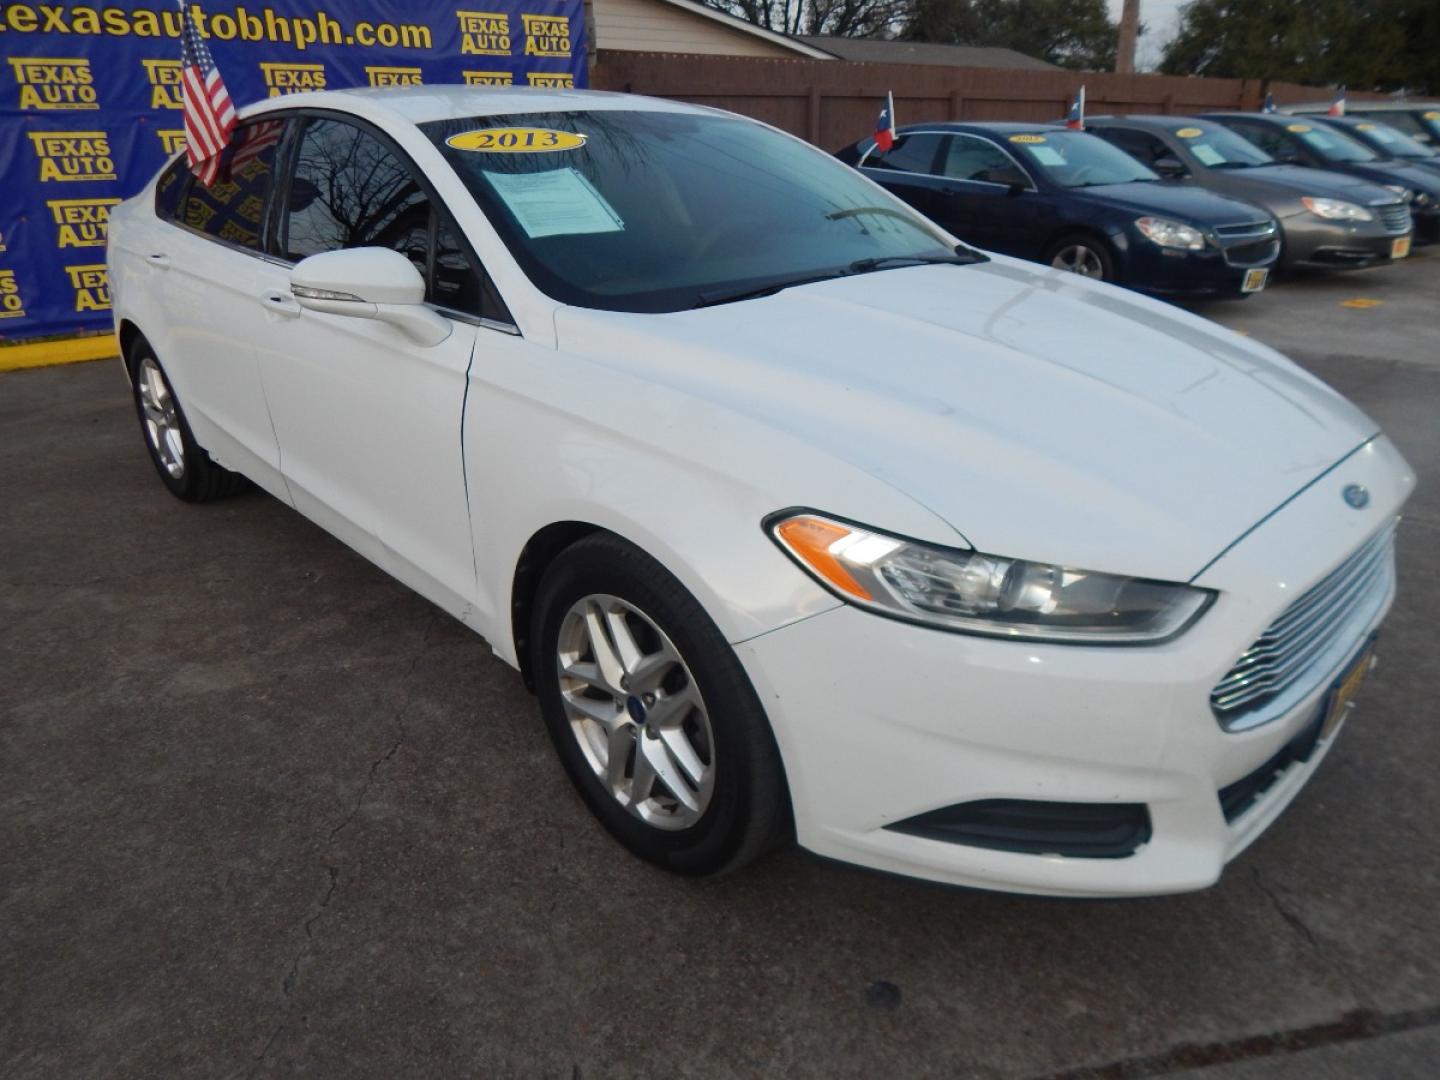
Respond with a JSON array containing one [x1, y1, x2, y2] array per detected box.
[[693, 270, 849, 308], [848, 250, 987, 273]]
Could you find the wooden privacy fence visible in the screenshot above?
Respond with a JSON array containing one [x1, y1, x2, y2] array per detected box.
[[591, 50, 1387, 152]]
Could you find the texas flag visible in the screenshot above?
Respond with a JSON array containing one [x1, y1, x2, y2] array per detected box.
[[874, 92, 896, 152], [1065, 86, 1085, 130], [1263, 92, 1277, 114], [1328, 86, 1347, 117]]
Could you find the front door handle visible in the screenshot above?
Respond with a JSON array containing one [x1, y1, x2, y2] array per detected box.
[[146, 252, 171, 269], [259, 290, 302, 319]]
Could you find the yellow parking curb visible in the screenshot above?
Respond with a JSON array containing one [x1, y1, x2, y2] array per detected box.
[[0, 333, 119, 372]]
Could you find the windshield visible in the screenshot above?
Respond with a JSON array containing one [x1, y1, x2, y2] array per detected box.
[[1291, 123, 1379, 162], [1177, 124, 1273, 168], [423, 110, 959, 313], [1354, 120, 1437, 158], [1002, 130, 1158, 187]]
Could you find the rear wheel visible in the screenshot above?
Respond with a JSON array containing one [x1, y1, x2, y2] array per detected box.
[[532, 534, 791, 876], [1045, 234, 1116, 281], [128, 339, 249, 502]]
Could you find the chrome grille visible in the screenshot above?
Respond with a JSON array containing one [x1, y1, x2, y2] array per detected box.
[[1214, 220, 1276, 239], [1374, 201, 1412, 233], [1211, 524, 1396, 729]]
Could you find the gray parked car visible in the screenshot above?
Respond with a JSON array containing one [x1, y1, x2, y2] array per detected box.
[[1199, 112, 1440, 244], [1087, 115, 1413, 269], [1286, 100, 1440, 146]]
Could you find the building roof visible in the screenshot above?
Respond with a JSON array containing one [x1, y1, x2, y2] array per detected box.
[[798, 36, 1058, 70], [627, 0, 834, 59]]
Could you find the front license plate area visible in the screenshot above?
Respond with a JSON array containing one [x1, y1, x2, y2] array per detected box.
[[1391, 235, 1412, 259], [1321, 639, 1378, 742], [1242, 268, 1268, 293]]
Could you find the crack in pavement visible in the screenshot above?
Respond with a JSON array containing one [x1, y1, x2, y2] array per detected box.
[[1034, 1004, 1440, 1079], [1250, 866, 1371, 1008], [242, 612, 438, 1078]]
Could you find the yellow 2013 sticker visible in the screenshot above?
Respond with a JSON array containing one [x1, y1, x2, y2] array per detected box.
[[1286, 123, 1312, 133], [1425, 111, 1440, 120], [1175, 127, 1204, 137], [1356, 122, 1377, 131], [1009, 134, 1046, 144], [446, 128, 587, 153]]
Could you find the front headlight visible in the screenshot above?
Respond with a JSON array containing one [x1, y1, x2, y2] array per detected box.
[[1135, 216, 1206, 250], [1383, 184, 1415, 203], [768, 513, 1215, 644], [1301, 196, 1374, 221]]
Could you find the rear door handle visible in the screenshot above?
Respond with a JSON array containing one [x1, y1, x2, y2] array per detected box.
[[146, 252, 171, 269], [259, 290, 302, 319]]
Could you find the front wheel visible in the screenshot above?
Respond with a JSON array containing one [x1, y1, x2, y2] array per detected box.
[[1044, 234, 1116, 282], [532, 534, 791, 876]]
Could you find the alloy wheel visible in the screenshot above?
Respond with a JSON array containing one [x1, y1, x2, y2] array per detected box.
[[555, 593, 716, 830], [1051, 244, 1107, 278], [137, 357, 186, 480]]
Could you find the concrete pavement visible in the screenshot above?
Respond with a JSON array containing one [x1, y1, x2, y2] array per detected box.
[[2, 252, 1437, 1078]]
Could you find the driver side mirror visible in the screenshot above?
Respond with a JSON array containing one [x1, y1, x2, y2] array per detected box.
[[1152, 155, 1188, 179], [291, 247, 452, 347]]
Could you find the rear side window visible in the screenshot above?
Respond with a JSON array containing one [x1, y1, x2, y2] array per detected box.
[[178, 119, 285, 251], [155, 158, 189, 221], [866, 133, 945, 175]]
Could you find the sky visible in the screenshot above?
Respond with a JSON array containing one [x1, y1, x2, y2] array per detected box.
[[1108, 0, 1189, 70]]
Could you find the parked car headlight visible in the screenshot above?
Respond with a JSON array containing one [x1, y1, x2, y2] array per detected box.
[[768, 513, 1214, 644], [1134, 216, 1206, 251], [1301, 197, 1374, 221], [1383, 184, 1415, 203]]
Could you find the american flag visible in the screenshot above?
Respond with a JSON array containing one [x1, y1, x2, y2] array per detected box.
[[179, 0, 236, 186]]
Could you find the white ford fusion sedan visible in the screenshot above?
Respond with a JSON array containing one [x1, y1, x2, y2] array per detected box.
[[107, 87, 1414, 897]]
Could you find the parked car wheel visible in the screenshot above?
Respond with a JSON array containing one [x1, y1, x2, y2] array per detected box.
[[532, 533, 791, 876], [1045, 234, 1116, 281], [127, 339, 249, 502]]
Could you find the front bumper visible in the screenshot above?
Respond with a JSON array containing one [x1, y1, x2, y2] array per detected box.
[[738, 437, 1414, 897], [1119, 240, 1277, 300], [1280, 212, 1413, 268]]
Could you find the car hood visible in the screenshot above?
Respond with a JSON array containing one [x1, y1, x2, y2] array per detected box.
[[553, 260, 1378, 582], [1072, 181, 1272, 225], [1226, 163, 1396, 203]]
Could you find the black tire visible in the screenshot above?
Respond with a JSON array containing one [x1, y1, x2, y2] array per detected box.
[[532, 533, 792, 876], [1043, 232, 1117, 282], [127, 337, 250, 503]]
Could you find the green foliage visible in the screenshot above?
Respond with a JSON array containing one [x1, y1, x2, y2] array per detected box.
[[1160, 0, 1440, 94], [903, 0, 1118, 70]]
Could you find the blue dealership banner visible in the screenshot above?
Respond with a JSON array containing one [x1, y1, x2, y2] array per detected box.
[[0, 1, 588, 340]]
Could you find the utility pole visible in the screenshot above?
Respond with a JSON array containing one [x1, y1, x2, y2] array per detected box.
[[1116, 0, 1140, 74]]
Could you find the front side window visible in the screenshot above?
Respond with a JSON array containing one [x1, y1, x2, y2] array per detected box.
[[1003, 131, 1158, 188], [177, 119, 285, 251], [1092, 127, 1178, 169], [865, 132, 945, 174], [1226, 123, 1297, 161], [425, 111, 958, 313], [942, 136, 1030, 185], [283, 117, 489, 316]]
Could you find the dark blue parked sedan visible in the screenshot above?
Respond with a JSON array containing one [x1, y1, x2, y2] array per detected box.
[[835, 122, 1280, 299]]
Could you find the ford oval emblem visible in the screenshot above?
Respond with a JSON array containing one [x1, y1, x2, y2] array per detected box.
[[1343, 484, 1370, 509]]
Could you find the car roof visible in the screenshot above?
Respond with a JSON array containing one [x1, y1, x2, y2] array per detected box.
[[1199, 112, 1286, 123], [1287, 100, 1440, 113], [243, 85, 706, 126], [1084, 114, 1212, 130], [895, 121, 1064, 136]]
